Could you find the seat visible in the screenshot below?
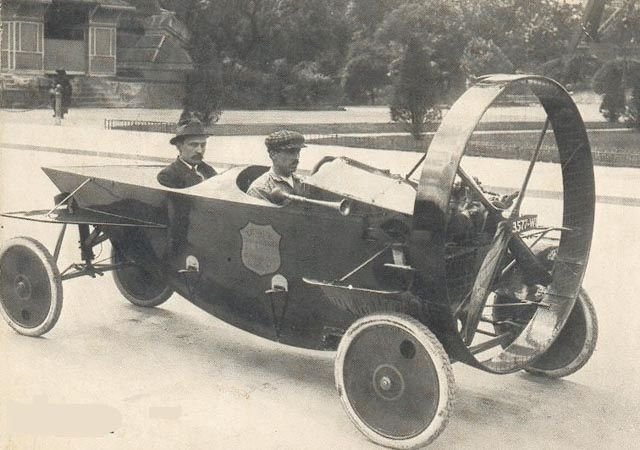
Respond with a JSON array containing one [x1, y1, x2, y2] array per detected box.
[[236, 165, 269, 193]]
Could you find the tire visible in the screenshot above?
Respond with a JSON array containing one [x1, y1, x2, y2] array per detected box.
[[492, 244, 598, 378], [0, 237, 63, 336], [335, 313, 455, 449], [524, 289, 598, 378], [111, 246, 173, 307]]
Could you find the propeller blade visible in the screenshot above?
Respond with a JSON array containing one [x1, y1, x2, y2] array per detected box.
[[507, 234, 553, 285], [461, 220, 512, 345], [456, 166, 500, 215]]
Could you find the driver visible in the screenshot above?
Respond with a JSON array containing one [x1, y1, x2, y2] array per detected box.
[[247, 130, 306, 204], [158, 118, 217, 188]]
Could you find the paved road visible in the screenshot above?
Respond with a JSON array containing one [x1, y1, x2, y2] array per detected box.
[[1, 132, 640, 449]]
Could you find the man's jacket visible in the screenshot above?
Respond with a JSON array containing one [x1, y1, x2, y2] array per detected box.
[[157, 158, 217, 188]]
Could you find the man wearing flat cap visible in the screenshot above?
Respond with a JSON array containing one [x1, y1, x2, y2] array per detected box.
[[157, 118, 217, 188], [247, 130, 306, 204]]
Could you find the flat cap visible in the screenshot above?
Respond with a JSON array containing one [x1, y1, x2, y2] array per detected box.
[[265, 130, 306, 151], [170, 118, 211, 145]]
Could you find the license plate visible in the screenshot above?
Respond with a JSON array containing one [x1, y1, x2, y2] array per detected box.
[[512, 215, 538, 233]]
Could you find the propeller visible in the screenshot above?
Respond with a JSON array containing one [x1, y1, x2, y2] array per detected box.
[[457, 120, 551, 345]]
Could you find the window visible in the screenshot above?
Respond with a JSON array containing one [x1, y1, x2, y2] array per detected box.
[[18, 22, 42, 52], [90, 27, 114, 57], [2, 22, 43, 53], [1, 25, 9, 51]]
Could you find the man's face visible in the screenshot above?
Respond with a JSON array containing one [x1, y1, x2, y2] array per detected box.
[[177, 135, 208, 165], [270, 148, 300, 177]]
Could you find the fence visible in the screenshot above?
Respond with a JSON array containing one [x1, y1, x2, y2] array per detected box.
[[104, 119, 176, 133], [104, 119, 414, 136]]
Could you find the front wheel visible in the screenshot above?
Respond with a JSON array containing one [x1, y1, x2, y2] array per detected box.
[[0, 237, 63, 336], [335, 313, 455, 449], [111, 246, 173, 307]]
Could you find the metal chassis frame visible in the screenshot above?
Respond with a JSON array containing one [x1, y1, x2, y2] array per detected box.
[[55, 223, 128, 281]]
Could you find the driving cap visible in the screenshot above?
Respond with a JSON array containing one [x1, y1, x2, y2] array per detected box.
[[265, 130, 306, 151], [170, 118, 210, 145]]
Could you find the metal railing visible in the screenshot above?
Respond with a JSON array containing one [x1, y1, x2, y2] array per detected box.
[[104, 119, 176, 133]]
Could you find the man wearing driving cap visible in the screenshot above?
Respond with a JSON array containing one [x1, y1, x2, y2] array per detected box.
[[247, 130, 306, 204], [157, 118, 217, 188]]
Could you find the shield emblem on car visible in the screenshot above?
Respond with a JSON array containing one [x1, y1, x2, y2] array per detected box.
[[240, 222, 282, 276]]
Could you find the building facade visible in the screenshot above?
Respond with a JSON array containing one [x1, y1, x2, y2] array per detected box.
[[0, 0, 193, 106]]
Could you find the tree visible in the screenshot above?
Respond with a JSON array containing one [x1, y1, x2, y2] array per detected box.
[[175, 0, 224, 124], [375, 1, 467, 100], [346, 0, 405, 35], [457, 0, 580, 71], [342, 38, 390, 103], [598, 1, 640, 45], [390, 38, 442, 140], [376, 1, 466, 74], [460, 37, 514, 81], [164, 0, 351, 108]]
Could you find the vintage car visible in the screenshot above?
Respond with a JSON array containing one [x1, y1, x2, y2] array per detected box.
[[0, 75, 597, 448]]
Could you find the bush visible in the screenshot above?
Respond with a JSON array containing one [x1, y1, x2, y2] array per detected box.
[[592, 60, 626, 123], [390, 38, 443, 140], [624, 60, 640, 128], [220, 61, 281, 109], [281, 61, 337, 107]]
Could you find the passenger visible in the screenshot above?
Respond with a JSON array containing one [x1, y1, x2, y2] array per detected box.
[[247, 130, 306, 204], [157, 118, 217, 188]]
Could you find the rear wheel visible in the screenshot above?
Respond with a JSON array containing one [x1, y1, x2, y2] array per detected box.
[[0, 237, 63, 336], [525, 289, 597, 378], [335, 313, 455, 449], [492, 245, 598, 378], [111, 246, 173, 307]]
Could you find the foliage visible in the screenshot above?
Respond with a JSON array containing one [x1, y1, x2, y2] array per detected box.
[[592, 59, 626, 122], [376, 1, 467, 76], [539, 54, 601, 86], [457, 0, 580, 71], [164, 0, 350, 109], [177, 0, 223, 124], [180, 64, 224, 124], [390, 38, 442, 140], [460, 37, 514, 80], [598, 2, 640, 45], [159, 0, 590, 109], [346, 0, 405, 35], [342, 38, 391, 103], [281, 61, 338, 107], [623, 60, 640, 128]]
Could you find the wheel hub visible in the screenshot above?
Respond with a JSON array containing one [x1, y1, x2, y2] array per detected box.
[[14, 275, 32, 300], [372, 364, 405, 401]]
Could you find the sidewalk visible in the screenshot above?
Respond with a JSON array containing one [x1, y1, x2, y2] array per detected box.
[[1, 121, 639, 206]]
